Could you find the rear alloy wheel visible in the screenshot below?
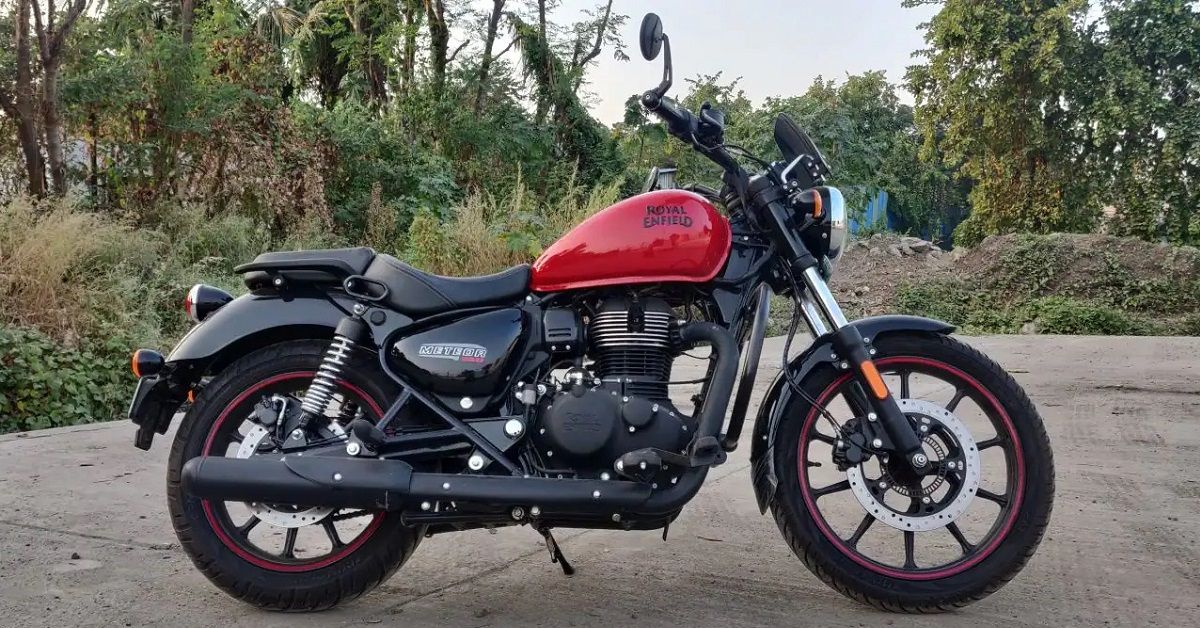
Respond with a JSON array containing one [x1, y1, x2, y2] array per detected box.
[[167, 340, 419, 611]]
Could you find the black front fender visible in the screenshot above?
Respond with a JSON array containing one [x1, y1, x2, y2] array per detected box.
[[748, 315, 954, 514]]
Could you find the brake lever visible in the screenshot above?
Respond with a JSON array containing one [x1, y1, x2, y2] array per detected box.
[[697, 102, 725, 145]]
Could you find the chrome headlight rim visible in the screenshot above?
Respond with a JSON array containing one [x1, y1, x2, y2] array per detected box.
[[824, 186, 848, 268]]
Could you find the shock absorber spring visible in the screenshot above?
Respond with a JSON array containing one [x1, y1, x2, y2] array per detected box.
[[299, 316, 370, 424], [300, 334, 357, 418]]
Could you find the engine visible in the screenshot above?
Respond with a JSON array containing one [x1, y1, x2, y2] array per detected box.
[[533, 297, 696, 472]]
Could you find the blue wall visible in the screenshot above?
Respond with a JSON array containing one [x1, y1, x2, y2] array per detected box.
[[849, 190, 964, 248]]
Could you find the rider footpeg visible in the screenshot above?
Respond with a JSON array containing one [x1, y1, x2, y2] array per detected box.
[[615, 441, 725, 482], [537, 527, 575, 577], [615, 450, 664, 482], [348, 418, 386, 448], [687, 436, 726, 466]]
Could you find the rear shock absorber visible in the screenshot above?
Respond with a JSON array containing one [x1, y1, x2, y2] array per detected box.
[[298, 316, 370, 426]]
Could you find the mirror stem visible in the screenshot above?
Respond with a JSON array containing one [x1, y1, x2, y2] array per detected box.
[[654, 35, 673, 97]]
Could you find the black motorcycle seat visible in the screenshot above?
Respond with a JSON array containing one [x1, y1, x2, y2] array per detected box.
[[362, 254, 531, 317], [235, 247, 377, 277]]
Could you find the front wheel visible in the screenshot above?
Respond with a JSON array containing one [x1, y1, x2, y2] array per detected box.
[[166, 340, 420, 611], [771, 332, 1054, 612]]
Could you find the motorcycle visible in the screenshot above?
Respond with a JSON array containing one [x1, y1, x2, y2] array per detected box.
[[127, 13, 1053, 612]]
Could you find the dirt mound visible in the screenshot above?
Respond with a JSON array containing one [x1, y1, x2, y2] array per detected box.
[[827, 233, 953, 319], [776, 231, 1200, 336], [947, 233, 1200, 327], [955, 234, 1200, 307]]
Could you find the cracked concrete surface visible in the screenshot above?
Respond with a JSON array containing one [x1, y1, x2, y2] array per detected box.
[[1, 335, 1198, 627]]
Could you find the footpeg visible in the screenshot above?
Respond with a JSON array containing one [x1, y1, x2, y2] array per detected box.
[[615, 441, 723, 482], [346, 418, 385, 456], [687, 435, 726, 466], [537, 527, 575, 577], [615, 449, 665, 482]]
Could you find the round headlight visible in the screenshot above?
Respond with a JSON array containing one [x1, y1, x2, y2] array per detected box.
[[824, 186, 848, 266]]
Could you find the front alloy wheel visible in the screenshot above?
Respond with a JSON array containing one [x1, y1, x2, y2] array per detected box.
[[771, 332, 1054, 611]]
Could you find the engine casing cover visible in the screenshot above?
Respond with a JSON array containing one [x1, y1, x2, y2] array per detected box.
[[535, 381, 694, 470]]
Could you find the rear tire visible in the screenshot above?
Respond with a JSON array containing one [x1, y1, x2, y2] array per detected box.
[[167, 340, 420, 611], [770, 332, 1054, 612]]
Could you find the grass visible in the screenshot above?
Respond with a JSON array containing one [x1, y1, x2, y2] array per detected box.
[[402, 174, 621, 276]]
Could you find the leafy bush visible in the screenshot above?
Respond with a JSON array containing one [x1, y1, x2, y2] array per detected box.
[[1180, 313, 1200, 336], [896, 279, 977, 327], [1022, 297, 1147, 336], [0, 326, 129, 432]]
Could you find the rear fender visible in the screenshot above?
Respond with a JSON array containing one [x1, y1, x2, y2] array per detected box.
[[141, 291, 358, 431], [748, 315, 955, 513], [168, 289, 360, 375]]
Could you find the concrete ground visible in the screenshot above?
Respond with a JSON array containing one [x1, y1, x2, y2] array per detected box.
[[0, 335, 1197, 627]]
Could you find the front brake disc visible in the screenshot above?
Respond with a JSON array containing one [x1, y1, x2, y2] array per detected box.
[[844, 398, 981, 532]]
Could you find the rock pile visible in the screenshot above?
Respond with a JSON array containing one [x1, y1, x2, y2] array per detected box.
[[852, 233, 944, 259]]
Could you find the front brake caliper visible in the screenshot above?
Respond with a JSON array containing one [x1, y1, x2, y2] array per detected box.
[[832, 417, 872, 471]]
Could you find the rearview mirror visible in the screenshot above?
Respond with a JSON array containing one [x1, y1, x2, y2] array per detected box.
[[640, 13, 664, 61]]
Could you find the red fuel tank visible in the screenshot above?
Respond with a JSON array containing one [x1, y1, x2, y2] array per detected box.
[[531, 190, 732, 292]]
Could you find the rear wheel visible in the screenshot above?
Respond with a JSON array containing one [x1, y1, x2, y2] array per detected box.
[[167, 340, 420, 611], [771, 332, 1054, 611]]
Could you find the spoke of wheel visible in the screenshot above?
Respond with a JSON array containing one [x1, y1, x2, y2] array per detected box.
[[847, 513, 874, 548], [228, 432, 244, 444], [811, 431, 837, 446], [946, 522, 974, 555], [237, 516, 260, 538], [946, 387, 967, 412], [903, 530, 916, 569], [976, 436, 1005, 451], [977, 487, 1010, 507], [899, 370, 911, 399], [322, 519, 344, 549], [813, 479, 851, 498], [283, 528, 298, 558]]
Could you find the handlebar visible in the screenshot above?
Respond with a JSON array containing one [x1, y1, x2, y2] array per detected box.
[[642, 90, 747, 211]]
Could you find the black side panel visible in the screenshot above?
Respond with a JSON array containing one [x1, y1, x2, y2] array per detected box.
[[388, 309, 526, 397], [748, 315, 955, 513]]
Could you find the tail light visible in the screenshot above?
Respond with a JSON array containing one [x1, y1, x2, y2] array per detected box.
[[185, 284, 234, 323]]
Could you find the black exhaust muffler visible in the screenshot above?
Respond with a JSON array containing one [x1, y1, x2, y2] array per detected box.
[[182, 455, 415, 510], [182, 454, 654, 512]]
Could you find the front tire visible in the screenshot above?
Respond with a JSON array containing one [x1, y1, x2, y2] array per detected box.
[[167, 340, 420, 611], [770, 332, 1054, 612]]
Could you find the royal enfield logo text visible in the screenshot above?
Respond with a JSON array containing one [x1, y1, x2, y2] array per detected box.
[[417, 343, 488, 364], [643, 204, 692, 228]]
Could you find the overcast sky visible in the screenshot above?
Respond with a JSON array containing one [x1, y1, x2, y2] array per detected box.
[[553, 0, 940, 124]]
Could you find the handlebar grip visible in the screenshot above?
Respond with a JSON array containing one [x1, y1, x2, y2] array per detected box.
[[642, 91, 693, 137]]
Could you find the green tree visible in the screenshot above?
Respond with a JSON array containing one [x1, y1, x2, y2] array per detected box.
[[1083, 0, 1200, 244], [906, 0, 1095, 245]]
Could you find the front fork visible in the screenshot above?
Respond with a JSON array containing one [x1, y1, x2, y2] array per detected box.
[[797, 266, 931, 472]]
